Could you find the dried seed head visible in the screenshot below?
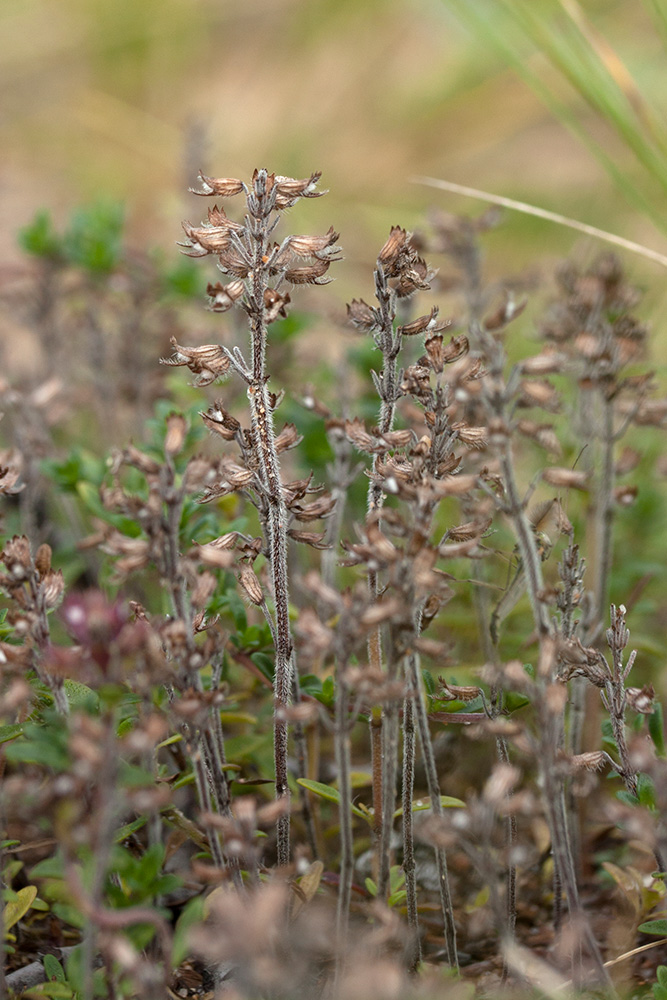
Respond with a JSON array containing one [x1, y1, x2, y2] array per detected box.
[[178, 215, 242, 257], [217, 246, 251, 279], [452, 422, 487, 450], [398, 307, 451, 338], [263, 288, 291, 323], [200, 401, 241, 440], [287, 227, 340, 259], [273, 171, 325, 208], [284, 258, 332, 285], [42, 569, 65, 608], [165, 413, 187, 455], [614, 484, 638, 507], [520, 351, 566, 376], [438, 678, 483, 702], [516, 420, 562, 456], [1, 536, 32, 580], [238, 564, 264, 606], [378, 226, 410, 270], [195, 543, 235, 569], [569, 751, 607, 773], [161, 339, 230, 387], [35, 543, 52, 579], [274, 423, 301, 453], [483, 764, 520, 806], [287, 529, 329, 549], [189, 172, 245, 197], [519, 378, 560, 411], [625, 684, 656, 714], [347, 298, 377, 331], [206, 279, 245, 313], [424, 333, 469, 372], [542, 467, 589, 491]]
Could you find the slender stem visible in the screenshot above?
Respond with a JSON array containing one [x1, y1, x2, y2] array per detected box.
[[366, 261, 401, 879], [405, 651, 458, 968], [246, 200, 294, 867], [594, 396, 615, 624], [402, 690, 421, 970], [334, 658, 353, 976]]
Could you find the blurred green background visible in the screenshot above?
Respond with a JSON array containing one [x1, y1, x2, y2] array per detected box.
[[4, 0, 667, 296]]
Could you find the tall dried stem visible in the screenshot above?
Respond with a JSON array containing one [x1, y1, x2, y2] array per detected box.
[[177, 168, 339, 865]]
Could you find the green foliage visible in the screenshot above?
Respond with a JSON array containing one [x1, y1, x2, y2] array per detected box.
[[62, 201, 125, 274], [653, 964, 667, 1000], [18, 209, 63, 260]]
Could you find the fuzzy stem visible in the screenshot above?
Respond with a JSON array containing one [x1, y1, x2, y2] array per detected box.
[[366, 261, 401, 877], [245, 197, 293, 867]]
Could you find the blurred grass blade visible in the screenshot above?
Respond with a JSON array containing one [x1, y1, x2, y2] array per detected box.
[[642, 0, 667, 50], [413, 176, 667, 269], [441, 0, 667, 234]]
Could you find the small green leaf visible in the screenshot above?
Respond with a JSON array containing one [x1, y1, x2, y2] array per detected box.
[[650, 703, 665, 757], [297, 779, 369, 821], [42, 954, 66, 983], [64, 680, 99, 711], [113, 816, 148, 843], [639, 918, 667, 935], [0, 724, 23, 745], [393, 795, 465, 819], [172, 895, 206, 967], [26, 982, 75, 998], [4, 885, 37, 933], [638, 772, 657, 809], [657, 965, 667, 989]]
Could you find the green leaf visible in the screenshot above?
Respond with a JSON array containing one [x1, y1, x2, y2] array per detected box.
[[650, 702, 666, 757], [26, 982, 74, 998], [43, 954, 67, 984], [64, 680, 99, 712], [639, 918, 667, 935], [297, 779, 369, 821], [0, 723, 23, 745], [52, 903, 86, 929], [172, 895, 206, 967], [31, 856, 64, 880], [657, 965, 667, 989], [393, 795, 465, 819], [4, 885, 37, 933], [113, 816, 148, 844], [638, 772, 657, 809]]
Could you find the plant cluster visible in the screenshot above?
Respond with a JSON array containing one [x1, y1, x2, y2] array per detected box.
[[2, 169, 667, 1000]]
